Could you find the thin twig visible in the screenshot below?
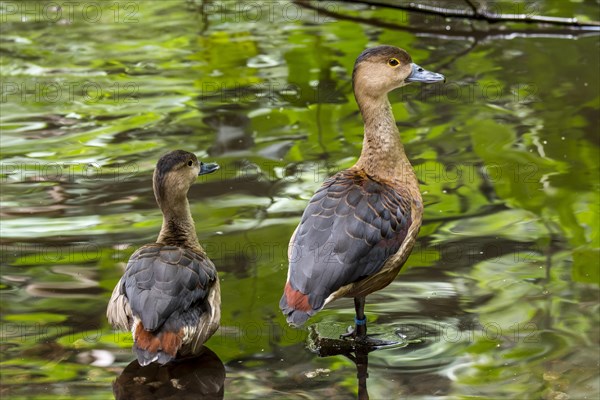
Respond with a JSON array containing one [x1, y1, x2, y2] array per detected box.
[[436, 39, 478, 71], [463, 0, 479, 15], [332, 0, 600, 28]]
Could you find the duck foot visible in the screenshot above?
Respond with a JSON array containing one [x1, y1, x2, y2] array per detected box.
[[339, 320, 366, 340], [340, 324, 400, 349]]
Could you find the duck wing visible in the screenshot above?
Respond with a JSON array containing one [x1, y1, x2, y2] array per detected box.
[[107, 244, 217, 332], [280, 169, 413, 325]]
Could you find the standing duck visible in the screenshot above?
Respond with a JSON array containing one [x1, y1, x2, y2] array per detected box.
[[280, 46, 444, 340], [107, 150, 221, 365]]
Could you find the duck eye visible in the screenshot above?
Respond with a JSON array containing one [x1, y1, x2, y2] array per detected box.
[[388, 58, 400, 67], [187, 160, 193, 167]]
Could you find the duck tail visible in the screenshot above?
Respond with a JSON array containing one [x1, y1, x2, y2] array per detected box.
[[279, 282, 314, 327], [132, 321, 182, 366], [283, 308, 311, 327]]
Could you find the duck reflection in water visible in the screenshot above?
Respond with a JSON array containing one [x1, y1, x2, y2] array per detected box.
[[113, 346, 225, 400], [310, 334, 374, 400]]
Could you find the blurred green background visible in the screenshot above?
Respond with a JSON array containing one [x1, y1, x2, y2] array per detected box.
[[1, 1, 598, 399]]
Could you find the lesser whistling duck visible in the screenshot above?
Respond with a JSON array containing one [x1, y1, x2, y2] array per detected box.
[[107, 150, 221, 365], [280, 45, 445, 340]]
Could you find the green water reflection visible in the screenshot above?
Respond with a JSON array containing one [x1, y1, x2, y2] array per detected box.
[[1, 1, 598, 399]]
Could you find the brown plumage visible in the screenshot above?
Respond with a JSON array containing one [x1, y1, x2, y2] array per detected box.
[[280, 45, 445, 339], [107, 150, 221, 365]]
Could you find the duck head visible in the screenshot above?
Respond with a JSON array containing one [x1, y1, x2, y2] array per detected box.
[[352, 45, 445, 98], [153, 150, 219, 207]]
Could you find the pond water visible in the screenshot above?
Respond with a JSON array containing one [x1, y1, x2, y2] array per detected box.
[[1, 1, 599, 399]]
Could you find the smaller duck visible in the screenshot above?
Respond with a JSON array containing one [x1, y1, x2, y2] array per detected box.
[[107, 150, 220, 366]]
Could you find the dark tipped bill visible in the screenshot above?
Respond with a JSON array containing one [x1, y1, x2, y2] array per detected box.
[[406, 63, 445, 83], [199, 162, 219, 175]]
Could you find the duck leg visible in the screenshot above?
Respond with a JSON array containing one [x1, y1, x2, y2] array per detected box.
[[340, 297, 368, 340], [354, 297, 367, 339], [340, 297, 403, 348]]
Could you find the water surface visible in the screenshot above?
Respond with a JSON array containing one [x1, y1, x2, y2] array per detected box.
[[1, 1, 599, 399]]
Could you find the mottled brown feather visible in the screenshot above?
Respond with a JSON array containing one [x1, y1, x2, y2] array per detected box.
[[284, 282, 312, 312], [134, 323, 161, 354]]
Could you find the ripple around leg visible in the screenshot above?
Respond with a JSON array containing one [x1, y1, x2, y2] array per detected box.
[[307, 322, 414, 356]]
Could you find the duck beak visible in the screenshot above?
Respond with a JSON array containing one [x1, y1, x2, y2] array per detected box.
[[199, 162, 219, 176], [406, 63, 445, 83]]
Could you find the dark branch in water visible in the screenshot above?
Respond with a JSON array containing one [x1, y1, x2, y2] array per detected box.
[[295, 0, 600, 41], [329, 0, 600, 28]]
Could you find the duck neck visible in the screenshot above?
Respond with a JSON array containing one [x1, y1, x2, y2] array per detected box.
[[156, 194, 201, 250], [354, 92, 417, 188]]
